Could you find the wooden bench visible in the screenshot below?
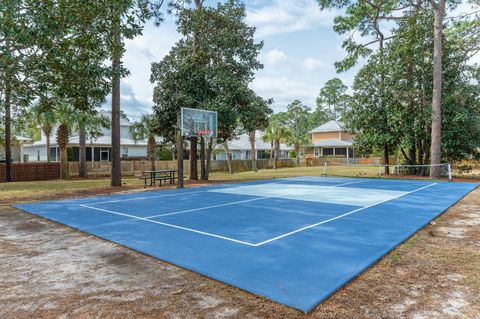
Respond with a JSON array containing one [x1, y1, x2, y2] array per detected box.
[[139, 176, 150, 187], [154, 176, 177, 186]]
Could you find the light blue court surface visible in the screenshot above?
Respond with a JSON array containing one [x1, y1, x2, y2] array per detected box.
[[14, 177, 478, 312]]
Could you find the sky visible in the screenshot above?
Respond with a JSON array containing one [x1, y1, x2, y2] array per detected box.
[[106, 0, 479, 119]]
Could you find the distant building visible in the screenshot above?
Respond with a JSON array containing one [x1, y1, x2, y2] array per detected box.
[[23, 111, 148, 162], [214, 130, 292, 160], [305, 120, 354, 158], [0, 136, 33, 163]]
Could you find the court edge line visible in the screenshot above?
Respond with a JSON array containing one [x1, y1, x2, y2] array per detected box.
[[144, 196, 272, 219], [251, 182, 438, 247], [79, 204, 257, 246]]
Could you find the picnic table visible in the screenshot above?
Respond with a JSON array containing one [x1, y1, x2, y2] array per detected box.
[[140, 169, 177, 187]]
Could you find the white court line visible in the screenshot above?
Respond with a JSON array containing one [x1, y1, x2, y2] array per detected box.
[[331, 180, 365, 187], [252, 182, 438, 246], [144, 196, 271, 219], [87, 190, 210, 205], [85, 181, 283, 205], [79, 204, 257, 246]]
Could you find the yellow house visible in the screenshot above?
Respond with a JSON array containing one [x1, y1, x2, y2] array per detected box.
[[305, 120, 354, 158]]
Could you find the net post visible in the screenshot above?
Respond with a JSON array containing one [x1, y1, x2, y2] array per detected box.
[[177, 113, 184, 189], [447, 163, 452, 182], [323, 161, 327, 177]]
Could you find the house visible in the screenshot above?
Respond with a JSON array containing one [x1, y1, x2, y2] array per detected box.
[[305, 120, 354, 158], [0, 136, 33, 163], [23, 111, 148, 162], [214, 130, 292, 160]]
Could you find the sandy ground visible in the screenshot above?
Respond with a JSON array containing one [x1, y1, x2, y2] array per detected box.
[[0, 187, 479, 319]]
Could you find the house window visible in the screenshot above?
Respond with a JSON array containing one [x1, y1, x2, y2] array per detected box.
[[121, 147, 128, 158], [314, 147, 320, 157], [335, 148, 347, 156], [50, 147, 57, 161], [323, 148, 334, 156], [100, 147, 109, 161]]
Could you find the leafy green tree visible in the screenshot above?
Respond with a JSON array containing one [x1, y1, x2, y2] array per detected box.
[[151, 0, 264, 178], [0, 0, 38, 181], [74, 111, 110, 178], [263, 112, 290, 169], [104, 0, 165, 186], [130, 114, 158, 171], [316, 78, 349, 120], [284, 100, 312, 164], [344, 54, 397, 168], [55, 103, 76, 179], [345, 11, 480, 176], [239, 91, 273, 172], [28, 101, 57, 162], [317, 0, 466, 177]]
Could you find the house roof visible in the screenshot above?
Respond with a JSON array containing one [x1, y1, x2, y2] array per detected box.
[[219, 131, 293, 151], [309, 120, 345, 133], [23, 135, 148, 148], [311, 139, 353, 147], [15, 135, 33, 143]]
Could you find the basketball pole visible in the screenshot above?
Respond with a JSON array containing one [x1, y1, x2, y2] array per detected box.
[[177, 113, 184, 189]]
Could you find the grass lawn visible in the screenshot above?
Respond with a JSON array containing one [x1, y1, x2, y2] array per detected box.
[[1, 166, 382, 204]]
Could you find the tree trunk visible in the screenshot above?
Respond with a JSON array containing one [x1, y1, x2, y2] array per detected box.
[[79, 122, 87, 178], [430, 0, 446, 179], [177, 130, 184, 188], [190, 136, 198, 180], [111, 13, 122, 187], [223, 142, 233, 174], [200, 136, 206, 180], [60, 146, 69, 179], [249, 131, 257, 172], [384, 143, 390, 175], [205, 137, 213, 180], [295, 144, 301, 165], [270, 141, 274, 159], [4, 76, 12, 182], [274, 139, 280, 170], [44, 128, 51, 163], [148, 135, 156, 171]]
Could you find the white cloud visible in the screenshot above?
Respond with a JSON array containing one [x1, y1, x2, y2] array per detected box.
[[263, 49, 288, 65], [246, 0, 338, 37], [303, 57, 324, 70], [251, 76, 319, 111]]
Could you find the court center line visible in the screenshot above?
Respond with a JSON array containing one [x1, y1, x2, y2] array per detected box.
[[144, 196, 272, 219], [252, 182, 438, 247], [143, 180, 366, 219], [79, 204, 257, 246]]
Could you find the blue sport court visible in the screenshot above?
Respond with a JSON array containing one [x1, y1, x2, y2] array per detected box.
[[14, 177, 478, 312]]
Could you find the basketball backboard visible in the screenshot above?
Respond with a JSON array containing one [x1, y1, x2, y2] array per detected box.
[[180, 107, 218, 138]]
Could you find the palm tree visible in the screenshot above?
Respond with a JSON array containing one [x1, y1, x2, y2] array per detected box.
[[74, 111, 110, 178], [130, 114, 157, 171], [29, 101, 56, 162], [263, 113, 290, 169], [55, 103, 76, 179]]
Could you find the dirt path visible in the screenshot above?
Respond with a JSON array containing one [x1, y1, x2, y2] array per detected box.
[[1, 187, 479, 319]]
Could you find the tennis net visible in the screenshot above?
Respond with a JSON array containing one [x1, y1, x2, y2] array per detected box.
[[322, 162, 452, 181]]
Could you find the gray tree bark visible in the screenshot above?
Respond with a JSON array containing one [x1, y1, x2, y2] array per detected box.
[[111, 13, 122, 187], [430, 0, 446, 178]]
